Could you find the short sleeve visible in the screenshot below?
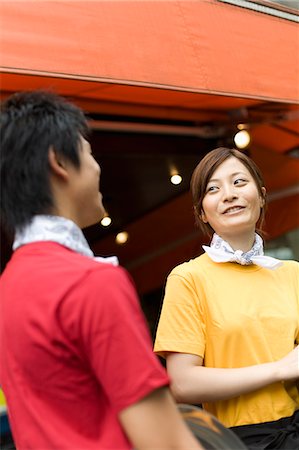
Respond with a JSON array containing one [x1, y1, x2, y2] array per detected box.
[[61, 265, 169, 414], [154, 268, 206, 359]]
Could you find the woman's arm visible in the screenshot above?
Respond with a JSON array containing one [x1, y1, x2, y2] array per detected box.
[[166, 346, 299, 404]]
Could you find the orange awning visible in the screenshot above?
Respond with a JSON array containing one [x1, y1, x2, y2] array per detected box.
[[1, 0, 298, 103]]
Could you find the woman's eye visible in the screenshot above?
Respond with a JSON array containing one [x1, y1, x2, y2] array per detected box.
[[206, 185, 218, 192], [234, 178, 247, 185]]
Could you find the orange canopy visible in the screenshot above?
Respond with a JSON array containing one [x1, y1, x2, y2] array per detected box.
[[1, 0, 298, 103]]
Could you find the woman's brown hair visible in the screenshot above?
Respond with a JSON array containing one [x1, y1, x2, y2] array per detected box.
[[190, 147, 266, 237]]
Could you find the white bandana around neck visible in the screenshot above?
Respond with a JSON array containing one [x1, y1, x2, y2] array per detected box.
[[13, 215, 119, 266], [202, 233, 282, 270]]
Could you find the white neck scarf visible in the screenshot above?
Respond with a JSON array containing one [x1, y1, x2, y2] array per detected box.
[[202, 233, 282, 270], [13, 215, 119, 266]]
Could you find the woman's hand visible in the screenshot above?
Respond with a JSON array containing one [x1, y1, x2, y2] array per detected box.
[[275, 346, 299, 383]]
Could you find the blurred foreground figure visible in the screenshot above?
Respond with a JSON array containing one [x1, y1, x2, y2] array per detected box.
[[155, 147, 299, 450], [0, 90, 202, 450]]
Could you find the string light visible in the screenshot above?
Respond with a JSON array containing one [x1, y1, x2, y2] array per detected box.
[[170, 174, 182, 185], [116, 231, 129, 245], [169, 164, 182, 185], [101, 215, 112, 227], [234, 129, 251, 149]]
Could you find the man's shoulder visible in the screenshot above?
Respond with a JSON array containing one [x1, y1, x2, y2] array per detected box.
[[51, 248, 133, 294], [3, 242, 125, 285], [47, 245, 129, 289]]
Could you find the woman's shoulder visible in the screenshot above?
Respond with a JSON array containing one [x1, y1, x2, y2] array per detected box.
[[278, 259, 299, 273], [169, 253, 210, 278]]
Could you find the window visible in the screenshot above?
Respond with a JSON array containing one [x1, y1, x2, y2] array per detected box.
[[265, 227, 299, 262], [272, 1, 299, 10], [217, 0, 299, 21]]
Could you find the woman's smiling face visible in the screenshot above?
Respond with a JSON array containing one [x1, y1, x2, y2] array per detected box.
[[201, 156, 266, 240]]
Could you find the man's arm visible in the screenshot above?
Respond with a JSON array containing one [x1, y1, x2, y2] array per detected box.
[[119, 387, 203, 449]]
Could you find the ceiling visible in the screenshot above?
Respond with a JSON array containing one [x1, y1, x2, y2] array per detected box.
[[2, 88, 298, 296]]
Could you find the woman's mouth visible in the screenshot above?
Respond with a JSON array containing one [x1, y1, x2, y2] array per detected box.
[[223, 206, 245, 214]]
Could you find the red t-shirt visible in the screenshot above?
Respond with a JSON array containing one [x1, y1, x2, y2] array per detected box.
[[0, 242, 169, 449]]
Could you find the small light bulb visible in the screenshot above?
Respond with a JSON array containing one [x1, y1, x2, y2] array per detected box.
[[170, 174, 182, 185], [101, 216, 112, 227], [234, 130, 251, 149], [116, 231, 129, 245]]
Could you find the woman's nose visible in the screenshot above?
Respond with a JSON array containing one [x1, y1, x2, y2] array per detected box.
[[222, 184, 237, 201]]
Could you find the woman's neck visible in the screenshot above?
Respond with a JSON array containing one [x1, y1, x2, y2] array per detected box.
[[218, 232, 256, 253]]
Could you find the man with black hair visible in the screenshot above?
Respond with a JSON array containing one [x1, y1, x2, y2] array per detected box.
[[0, 91, 202, 450]]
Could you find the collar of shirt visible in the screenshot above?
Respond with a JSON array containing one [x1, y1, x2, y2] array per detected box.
[[202, 233, 282, 270], [13, 215, 119, 266]]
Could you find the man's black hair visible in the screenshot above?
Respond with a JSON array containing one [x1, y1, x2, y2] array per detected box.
[[0, 90, 89, 233]]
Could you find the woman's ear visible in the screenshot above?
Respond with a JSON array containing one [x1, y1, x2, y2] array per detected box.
[[201, 209, 208, 223], [48, 147, 68, 179], [260, 187, 266, 207]]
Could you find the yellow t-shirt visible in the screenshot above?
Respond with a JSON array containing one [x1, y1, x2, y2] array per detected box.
[[154, 253, 299, 427], [0, 388, 7, 414]]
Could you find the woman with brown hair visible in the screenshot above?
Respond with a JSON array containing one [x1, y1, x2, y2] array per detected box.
[[154, 147, 299, 449]]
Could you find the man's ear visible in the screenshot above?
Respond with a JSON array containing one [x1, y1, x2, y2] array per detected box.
[[48, 147, 68, 179]]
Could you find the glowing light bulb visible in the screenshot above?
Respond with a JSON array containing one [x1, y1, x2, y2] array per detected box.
[[101, 216, 112, 227], [116, 231, 129, 245], [170, 174, 182, 185], [234, 130, 251, 149]]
